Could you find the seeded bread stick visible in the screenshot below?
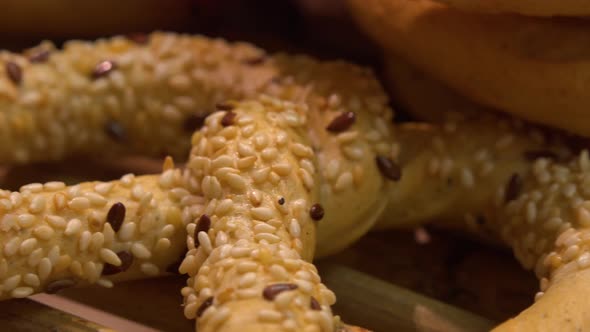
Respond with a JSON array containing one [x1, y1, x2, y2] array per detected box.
[[176, 95, 394, 331], [0, 171, 187, 300], [491, 152, 590, 331], [377, 116, 590, 330], [0, 32, 391, 166], [379, 110, 572, 232], [0, 32, 274, 163]]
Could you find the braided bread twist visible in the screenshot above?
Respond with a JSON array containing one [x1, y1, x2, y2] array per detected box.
[[0, 32, 398, 331], [6, 30, 590, 331]]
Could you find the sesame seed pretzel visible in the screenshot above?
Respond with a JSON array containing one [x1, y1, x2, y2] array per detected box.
[[0, 32, 397, 331], [6, 29, 590, 331], [380, 56, 590, 330], [385, 118, 590, 331]]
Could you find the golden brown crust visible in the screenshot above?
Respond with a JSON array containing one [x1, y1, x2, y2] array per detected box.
[[348, 0, 590, 137], [382, 54, 495, 123]]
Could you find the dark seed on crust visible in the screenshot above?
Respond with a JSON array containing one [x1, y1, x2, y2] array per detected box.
[[505, 173, 523, 203], [242, 55, 266, 65], [28, 50, 50, 63], [310, 204, 324, 221], [326, 112, 356, 133], [183, 114, 208, 132], [106, 202, 126, 232], [262, 283, 298, 301], [523, 150, 558, 161], [375, 156, 402, 181], [278, 197, 285, 205], [102, 251, 134, 275], [45, 279, 76, 294], [310, 296, 321, 310], [5, 62, 22, 84], [104, 121, 126, 142], [215, 102, 234, 111], [196, 296, 214, 318], [194, 214, 211, 247], [220, 111, 237, 127], [92, 60, 116, 79], [127, 33, 149, 44]]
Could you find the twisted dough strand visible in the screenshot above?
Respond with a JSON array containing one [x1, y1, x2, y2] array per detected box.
[[0, 32, 396, 256], [0, 31, 397, 330], [379, 103, 590, 330], [0, 172, 187, 299]]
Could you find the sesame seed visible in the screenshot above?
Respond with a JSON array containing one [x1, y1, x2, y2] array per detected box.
[[251, 207, 274, 221], [262, 283, 298, 301], [255, 232, 281, 243], [79, 231, 91, 252], [131, 243, 152, 259], [29, 196, 46, 214], [3, 274, 21, 291], [258, 309, 283, 322], [5, 61, 22, 84], [230, 246, 252, 258], [376, 156, 402, 181], [155, 238, 171, 252], [106, 202, 126, 232], [92, 60, 117, 79], [118, 222, 136, 241], [38, 258, 52, 280], [309, 204, 324, 221], [12, 287, 34, 298], [4, 237, 19, 257], [82, 262, 100, 283], [334, 172, 353, 192], [100, 248, 122, 266], [220, 111, 237, 127], [197, 231, 213, 253], [102, 251, 133, 275], [19, 238, 38, 255], [326, 112, 356, 133], [238, 272, 257, 288], [97, 279, 114, 289], [68, 197, 90, 210], [17, 214, 36, 228], [33, 225, 55, 241]]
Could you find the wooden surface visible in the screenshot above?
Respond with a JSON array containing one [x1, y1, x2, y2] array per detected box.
[[0, 298, 110, 332]]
